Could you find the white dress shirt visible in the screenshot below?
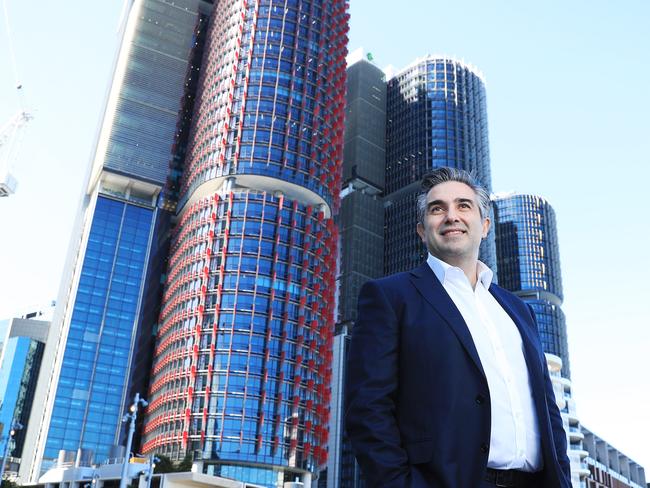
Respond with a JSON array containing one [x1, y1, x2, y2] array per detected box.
[[426, 254, 543, 471]]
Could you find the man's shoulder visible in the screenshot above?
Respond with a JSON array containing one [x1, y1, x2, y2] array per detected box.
[[365, 264, 428, 289], [360, 264, 431, 301]]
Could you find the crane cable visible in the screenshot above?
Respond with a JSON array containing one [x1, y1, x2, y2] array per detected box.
[[1, 0, 24, 108]]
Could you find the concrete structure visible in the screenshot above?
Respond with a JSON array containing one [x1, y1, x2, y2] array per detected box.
[[35, 457, 263, 488]]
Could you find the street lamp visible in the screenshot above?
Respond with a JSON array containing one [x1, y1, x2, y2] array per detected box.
[[0, 421, 23, 481], [83, 471, 100, 488], [145, 455, 160, 488], [119, 393, 148, 488]]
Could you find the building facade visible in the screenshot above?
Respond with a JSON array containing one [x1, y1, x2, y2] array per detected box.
[[140, 0, 349, 486], [581, 427, 646, 488], [19, 0, 210, 481], [324, 50, 386, 488], [337, 50, 386, 331], [0, 314, 50, 478], [492, 192, 570, 377], [329, 53, 497, 488], [545, 353, 591, 487], [384, 56, 496, 275]]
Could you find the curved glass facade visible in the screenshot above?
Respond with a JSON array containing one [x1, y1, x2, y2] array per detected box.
[[144, 0, 348, 484], [527, 300, 569, 375], [144, 192, 336, 477], [179, 0, 348, 211], [493, 193, 570, 377], [493, 194, 563, 300], [384, 56, 495, 275]]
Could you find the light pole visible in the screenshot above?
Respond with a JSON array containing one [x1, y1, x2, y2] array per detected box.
[[145, 455, 160, 488], [119, 393, 148, 488], [0, 421, 23, 481], [83, 471, 100, 488]]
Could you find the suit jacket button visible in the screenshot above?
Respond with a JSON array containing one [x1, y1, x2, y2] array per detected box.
[[475, 394, 485, 405], [480, 443, 489, 453]]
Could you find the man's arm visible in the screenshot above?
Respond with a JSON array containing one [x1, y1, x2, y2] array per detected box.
[[527, 305, 572, 486], [344, 280, 410, 487]]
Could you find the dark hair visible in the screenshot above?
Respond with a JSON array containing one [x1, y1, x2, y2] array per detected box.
[[417, 167, 491, 224]]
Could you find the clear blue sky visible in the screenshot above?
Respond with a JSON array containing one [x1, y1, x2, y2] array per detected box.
[[1, 0, 649, 473]]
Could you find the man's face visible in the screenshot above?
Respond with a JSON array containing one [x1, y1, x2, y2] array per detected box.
[[416, 181, 490, 266]]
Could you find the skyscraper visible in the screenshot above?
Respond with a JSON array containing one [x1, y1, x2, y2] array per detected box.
[[492, 193, 570, 377], [140, 0, 349, 486], [492, 192, 593, 484], [327, 49, 386, 488], [337, 50, 386, 331], [20, 0, 210, 481], [384, 56, 495, 275]]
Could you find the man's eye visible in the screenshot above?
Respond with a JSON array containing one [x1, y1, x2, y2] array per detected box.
[[459, 203, 471, 209], [430, 206, 443, 214]]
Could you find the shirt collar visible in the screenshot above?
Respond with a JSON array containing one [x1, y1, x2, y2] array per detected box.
[[426, 253, 493, 288]]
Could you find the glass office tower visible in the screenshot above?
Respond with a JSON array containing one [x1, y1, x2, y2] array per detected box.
[[325, 50, 386, 488], [384, 56, 495, 275], [337, 52, 386, 331], [492, 193, 570, 377], [0, 316, 49, 477], [20, 0, 210, 481], [141, 0, 349, 486]]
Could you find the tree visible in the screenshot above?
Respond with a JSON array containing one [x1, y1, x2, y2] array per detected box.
[[152, 453, 193, 473], [175, 454, 192, 473], [152, 454, 175, 474]]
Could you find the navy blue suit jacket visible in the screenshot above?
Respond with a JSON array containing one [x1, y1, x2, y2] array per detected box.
[[345, 263, 571, 487]]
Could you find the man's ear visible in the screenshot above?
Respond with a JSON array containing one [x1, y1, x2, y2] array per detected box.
[[482, 217, 491, 239], [417, 222, 425, 241]]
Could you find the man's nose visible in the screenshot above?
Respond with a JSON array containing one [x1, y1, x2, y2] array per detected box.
[[445, 207, 460, 222]]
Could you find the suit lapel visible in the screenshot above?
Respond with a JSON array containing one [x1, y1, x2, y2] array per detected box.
[[409, 263, 487, 381], [489, 285, 545, 394]]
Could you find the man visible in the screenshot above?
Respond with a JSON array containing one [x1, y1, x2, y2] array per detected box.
[[345, 167, 571, 487]]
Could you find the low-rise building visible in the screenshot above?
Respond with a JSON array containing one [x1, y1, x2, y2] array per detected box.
[[581, 427, 646, 488]]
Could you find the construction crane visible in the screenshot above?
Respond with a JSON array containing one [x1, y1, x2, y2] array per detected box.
[[0, 0, 32, 197], [0, 110, 32, 196]]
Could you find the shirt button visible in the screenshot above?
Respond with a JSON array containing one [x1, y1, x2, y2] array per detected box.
[[480, 443, 489, 453], [475, 394, 485, 405]]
